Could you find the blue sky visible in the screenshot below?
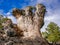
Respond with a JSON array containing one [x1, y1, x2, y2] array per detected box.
[[0, 0, 60, 32]]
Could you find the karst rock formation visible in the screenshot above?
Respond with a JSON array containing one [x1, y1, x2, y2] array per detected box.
[[0, 4, 49, 45], [12, 4, 49, 45]]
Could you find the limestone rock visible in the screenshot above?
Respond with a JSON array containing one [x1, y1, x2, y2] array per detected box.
[[0, 4, 49, 45], [12, 4, 49, 45]]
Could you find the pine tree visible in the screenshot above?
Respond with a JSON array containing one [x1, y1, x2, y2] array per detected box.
[[42, 22, 60, 45]]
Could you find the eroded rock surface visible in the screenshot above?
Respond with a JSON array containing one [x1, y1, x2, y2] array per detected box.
[[0, 4, 49, 45]]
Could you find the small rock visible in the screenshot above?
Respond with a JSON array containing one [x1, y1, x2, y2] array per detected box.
[[5, 41, 13, 45]]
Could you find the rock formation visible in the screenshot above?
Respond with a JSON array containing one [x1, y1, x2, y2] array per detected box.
[[12, 4, 49, 45], [0, 4, 49, 45], [0, 16, 24, 45]]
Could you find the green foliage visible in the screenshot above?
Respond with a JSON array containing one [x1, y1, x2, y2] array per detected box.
[[0, 17, 9, 29], [42, 22, 60, 43], [0, 25, 3, 29], [1, 18, 9, 23], [0, 22, 3, 29]]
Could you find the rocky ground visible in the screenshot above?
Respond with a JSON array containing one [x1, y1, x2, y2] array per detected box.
[[0, 25, 49, 45], [0, 15, 50, 45], [0, 29, 49, 45], [0, 15, 59, 45]]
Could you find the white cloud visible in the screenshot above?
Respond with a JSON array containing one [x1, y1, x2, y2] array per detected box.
[[6, 12, 11, 16], [7, 15, 17, 24], [0, 9, 17, 24], [5, 10, 17, 24], [41, 8, 60, 32], [36, 0, 58, 4], [35, 0, 60, 32], [0, 0, 60, 32]]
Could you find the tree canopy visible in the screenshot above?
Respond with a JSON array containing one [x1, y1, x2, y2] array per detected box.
[[42, 22, 60, 43]]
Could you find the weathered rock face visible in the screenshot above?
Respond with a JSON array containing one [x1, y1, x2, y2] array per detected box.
[[0, 4, 49, 45], [12, 4, 49, 45], [12, 4, 46, 39]]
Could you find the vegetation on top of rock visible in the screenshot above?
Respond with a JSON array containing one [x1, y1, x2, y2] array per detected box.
[[0, 15, 9, 29]]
